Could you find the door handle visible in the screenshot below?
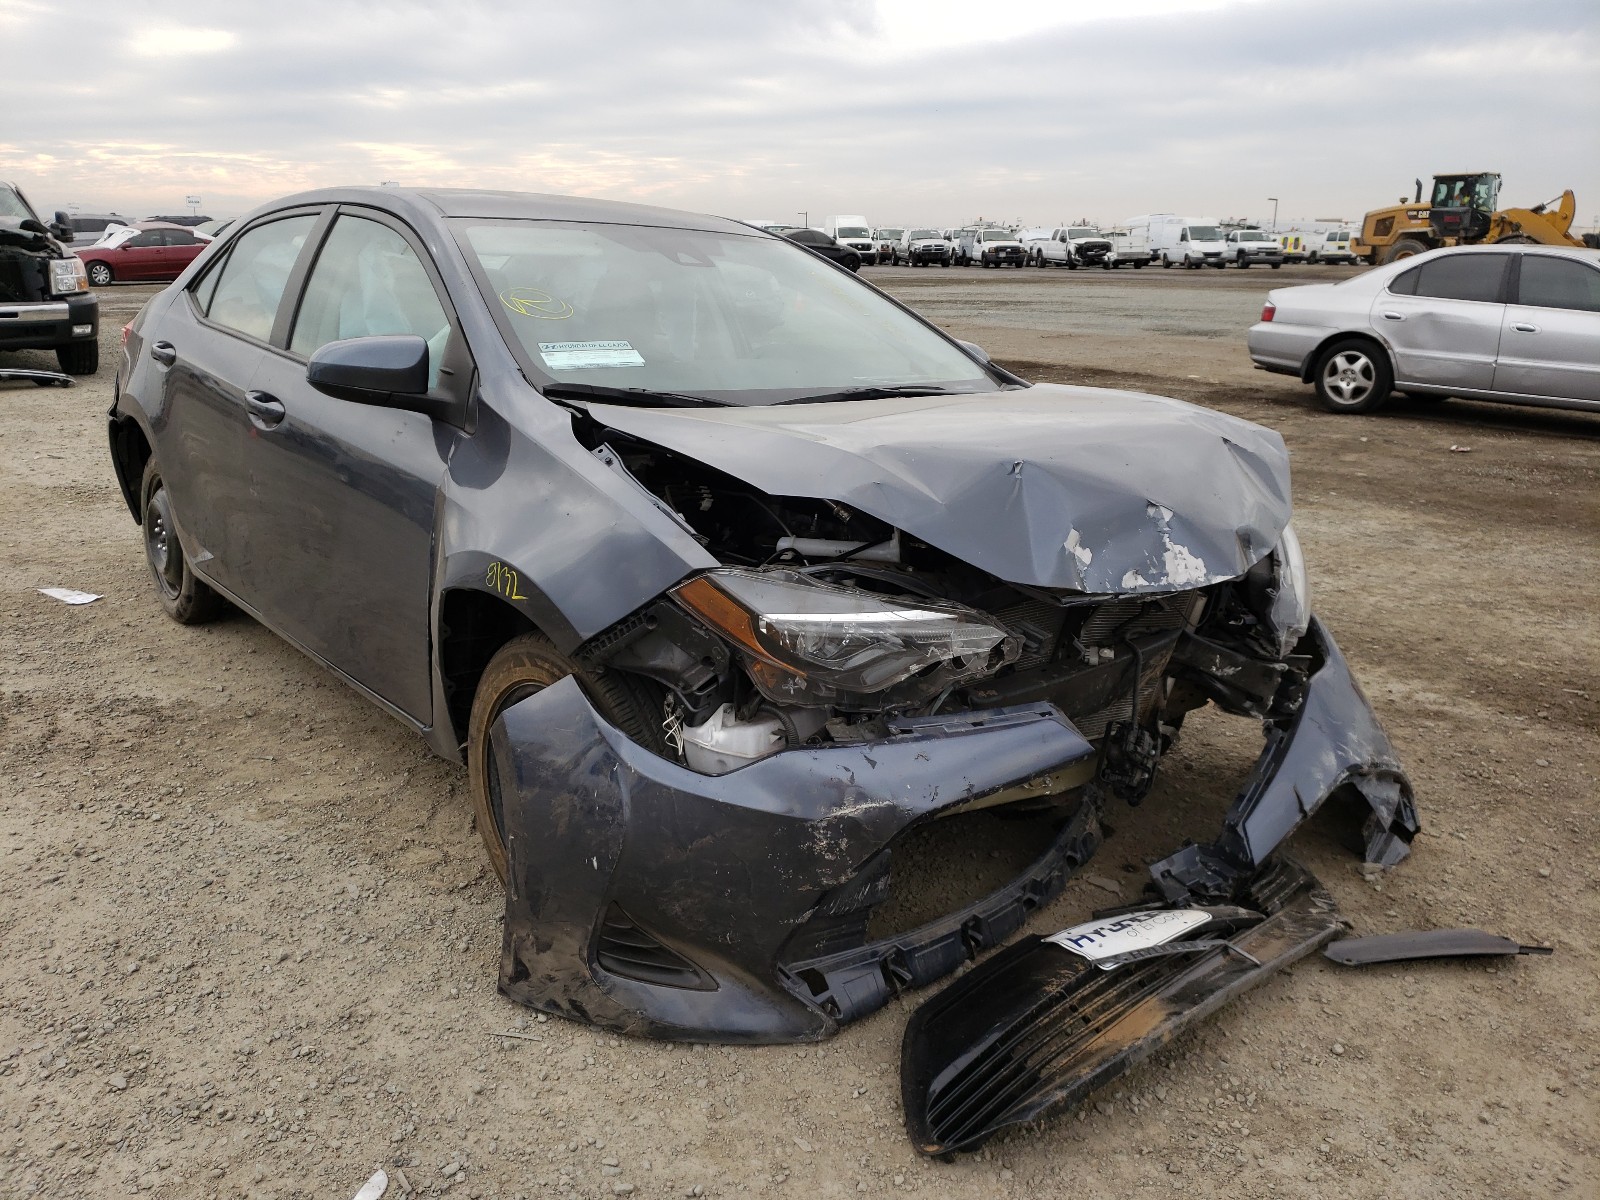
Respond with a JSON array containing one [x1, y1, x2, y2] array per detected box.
[[1381, 311, 1405, 321], [1511, 323, 1539, 333], [243, 390, 286, 429], [149, 341, 177, 365]]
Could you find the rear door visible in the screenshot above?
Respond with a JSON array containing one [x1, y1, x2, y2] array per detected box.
[[1492, 254, 1600, 403], [155, 210, 324, 597], [1373, 252, 1509, 390], [157, 228, 207, 280]]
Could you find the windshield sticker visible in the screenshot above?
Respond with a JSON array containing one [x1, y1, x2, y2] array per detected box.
[[501, 288, 574, 320], [538, 341, 645, 370]]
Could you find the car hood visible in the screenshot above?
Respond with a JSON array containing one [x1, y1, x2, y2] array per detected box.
[[585, 385, 1292, 593]]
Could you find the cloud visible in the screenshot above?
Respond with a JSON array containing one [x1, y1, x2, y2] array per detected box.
[[130, 27, 238, 57], [2, 0, 1595, 231]]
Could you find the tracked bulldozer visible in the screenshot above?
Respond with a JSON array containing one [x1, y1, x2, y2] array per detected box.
[[1352, 172, 1584, 265]]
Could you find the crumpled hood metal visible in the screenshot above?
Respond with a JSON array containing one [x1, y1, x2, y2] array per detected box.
[[585, 385, 1293, 592]]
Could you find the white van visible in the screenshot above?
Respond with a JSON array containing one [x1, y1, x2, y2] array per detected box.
[[1129, 214, 1228, 269], [822, 215, 877, 264], [1304, 227, 1357, 265]]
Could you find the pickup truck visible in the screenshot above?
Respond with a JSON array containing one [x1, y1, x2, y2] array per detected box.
[[1225, 228, 1284, 269], [1020, 225, 1113, 269], [897, 229, 951, 266], [959, 228, 1026, 268], [0, 181, 98, 374]]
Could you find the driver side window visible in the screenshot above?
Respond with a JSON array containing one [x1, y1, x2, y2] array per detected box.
[[289, 215, 451, 387]]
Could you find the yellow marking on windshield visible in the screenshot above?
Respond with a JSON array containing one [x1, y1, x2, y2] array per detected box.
[[500, 288, 574, 320]]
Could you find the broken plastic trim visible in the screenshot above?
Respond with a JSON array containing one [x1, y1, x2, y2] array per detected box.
[[900, 858, 1340, 1157], [1324, 929, 1554, 966], [1149, 617, 1419, 904]]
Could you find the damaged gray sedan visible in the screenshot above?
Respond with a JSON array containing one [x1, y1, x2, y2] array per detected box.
[[109, 188, 1417, 1073]]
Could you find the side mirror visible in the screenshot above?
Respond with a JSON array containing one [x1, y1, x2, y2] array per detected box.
[[957, 339, 991, 364], [51, 212, 75, 242], [306, 335, 458, 423]]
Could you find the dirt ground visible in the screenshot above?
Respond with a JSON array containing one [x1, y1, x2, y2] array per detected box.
[[2, 267, 1596, 1200]]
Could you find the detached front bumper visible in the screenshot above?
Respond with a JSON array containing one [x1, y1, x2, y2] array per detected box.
[[492, 618, 1416, 1043]]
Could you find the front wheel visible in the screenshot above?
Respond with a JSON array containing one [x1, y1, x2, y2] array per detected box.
[[86, 261, 114, 287], [56, 340, 99, 375], [1270, 262, 1281, 269], [1313, 339, 1393, 414], [1236, 254, 1249, 268], [468, 633, 665, 884], [140, 458, 227, 624]]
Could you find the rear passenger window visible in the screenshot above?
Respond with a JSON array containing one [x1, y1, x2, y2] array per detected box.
[[1517, 256, 1600, 313], [203, 215, 317, 342], [1388, 266, 1420, 295], [289, 215, 451, 387], [1410, 254, 1507, 303]]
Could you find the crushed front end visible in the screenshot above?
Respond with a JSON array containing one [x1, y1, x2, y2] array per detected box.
[[494, 397, 1418, 1043]]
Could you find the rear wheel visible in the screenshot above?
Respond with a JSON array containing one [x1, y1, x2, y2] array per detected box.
[[56, 340, 99, 375], [1313, 339, 1393, 414], [468, 633, 665, 885], [140, 458, 226, 624]]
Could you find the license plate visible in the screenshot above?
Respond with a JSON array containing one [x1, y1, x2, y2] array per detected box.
[[1044, 908, 1212, 968]]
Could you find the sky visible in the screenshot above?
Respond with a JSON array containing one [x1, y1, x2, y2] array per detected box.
[[3, 0, 1598, 231]]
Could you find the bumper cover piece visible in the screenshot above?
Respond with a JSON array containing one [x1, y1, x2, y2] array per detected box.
[[900, 858, 1340, 1156], [493, 676, 1098, 1042], [1324, 929, 1553, 966]]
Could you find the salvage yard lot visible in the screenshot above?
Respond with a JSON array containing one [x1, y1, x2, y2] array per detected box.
[[2, 268, 1596, 1199]]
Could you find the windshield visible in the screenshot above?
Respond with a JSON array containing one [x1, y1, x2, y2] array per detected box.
[[1067, 228, 1102, 239], [1236, 231, 1268, 241], [1187, 225, 1223, 241], [0, 186, 36, 221], [1329, 230, 1350, 241], [836, 226, 869, 239], [979, 230, 1014, 242], [876, 229, 904, 240], [455, 220, 995, 405], [909, 229, 940, 239]]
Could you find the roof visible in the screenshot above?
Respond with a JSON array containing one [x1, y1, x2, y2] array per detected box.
[[251, 186, 757, 236]]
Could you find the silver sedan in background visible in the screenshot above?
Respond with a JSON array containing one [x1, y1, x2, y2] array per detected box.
[[1248, 244, 1600, 414]]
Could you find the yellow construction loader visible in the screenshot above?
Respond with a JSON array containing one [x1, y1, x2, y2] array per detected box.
[[1352, 172, 1584, 265]]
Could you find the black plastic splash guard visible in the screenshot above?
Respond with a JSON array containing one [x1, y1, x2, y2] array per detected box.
[[899, 857, 1341, 1157]]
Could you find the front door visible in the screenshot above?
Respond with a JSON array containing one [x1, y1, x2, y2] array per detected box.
[[1374, 252, 1509, 391], [1493, 254, 1600, 403], [231, 209, 465, 721]]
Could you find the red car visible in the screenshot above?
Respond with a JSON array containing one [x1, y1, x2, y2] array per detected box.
[[76, 221, 207, 286]]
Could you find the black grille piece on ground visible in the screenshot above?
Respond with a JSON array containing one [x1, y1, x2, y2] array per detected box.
[[900, 857, 1341, 1157], [595, 905, 716, 991]]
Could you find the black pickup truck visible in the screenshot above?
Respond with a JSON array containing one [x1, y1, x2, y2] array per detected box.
[[1, 180, 99, 374]]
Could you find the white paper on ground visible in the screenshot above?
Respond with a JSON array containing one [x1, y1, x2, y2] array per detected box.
[[351, 1169, 388, 1200], [38, 587, 102, 605]]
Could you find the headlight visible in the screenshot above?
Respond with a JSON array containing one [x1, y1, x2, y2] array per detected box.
[[674, 568, 1019, 708], [1264, 523, 1311, 657], [50, 258, 88, 295]]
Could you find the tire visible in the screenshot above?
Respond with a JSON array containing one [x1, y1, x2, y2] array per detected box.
[[1012, 260, 1023, 268], [139, 458, 227, 625], [86, 261, 113, 287], [56, 340, 99, 375], [1271, 262, 1281, 269], [468, 632, 665, 884], [1380, 237, 1431, 265], [939, 259, 949, 267], [1162, 256, 1172, 268], [1313, 339, 1393, 414], [1236, 254, 1249, 268], [1066, 258, 1077, 270], [1183, 255, 1194, 269], [1134, 261, 1145, 269], [1308, 252, 1319, 264], [845, 254, 861, 272]]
